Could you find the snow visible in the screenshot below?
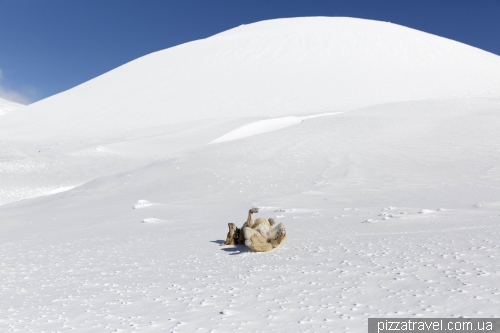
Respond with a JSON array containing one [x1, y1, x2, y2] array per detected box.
[[1, 17, 500, 332], [210, 112, 342, 143], [0, 97, 23, 116], [2, 17, 500, 141]]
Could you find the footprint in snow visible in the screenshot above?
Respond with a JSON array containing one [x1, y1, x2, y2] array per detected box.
[[275, 208, 296, 212]]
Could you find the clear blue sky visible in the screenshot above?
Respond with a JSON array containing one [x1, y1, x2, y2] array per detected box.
[[1, 0, 499, 104]]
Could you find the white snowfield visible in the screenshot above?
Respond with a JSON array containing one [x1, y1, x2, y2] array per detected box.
[[0, 97, 23, 116], [1, 17, 500, 332]]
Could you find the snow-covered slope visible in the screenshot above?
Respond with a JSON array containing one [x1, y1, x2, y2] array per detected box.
[[1, 97, 500, 332], [0, 97, 23, 116], [1, 17, 500, 332], [1, 17, 500, 140]]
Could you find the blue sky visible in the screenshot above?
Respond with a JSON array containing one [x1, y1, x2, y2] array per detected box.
[[1, 0, 499, 104]]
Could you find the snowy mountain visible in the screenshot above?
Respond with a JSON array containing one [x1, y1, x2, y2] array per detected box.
[[1, 17, 500, 332], [0, 96, 23, 116], [1, 17, 500, 141]]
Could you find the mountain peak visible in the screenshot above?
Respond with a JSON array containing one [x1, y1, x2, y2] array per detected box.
[[2, 17, 500, 139]]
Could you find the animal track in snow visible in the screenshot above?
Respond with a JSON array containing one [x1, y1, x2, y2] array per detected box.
[[365, 206, 450, 223]]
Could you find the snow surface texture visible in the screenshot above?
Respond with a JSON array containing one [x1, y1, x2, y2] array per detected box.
[[1, 17, 500, 332], [0, 97, 23, 116]]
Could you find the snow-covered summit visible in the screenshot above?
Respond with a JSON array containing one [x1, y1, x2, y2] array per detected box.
[[2, 17, 500, 140], [0, 97, 23, 116]]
